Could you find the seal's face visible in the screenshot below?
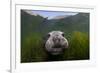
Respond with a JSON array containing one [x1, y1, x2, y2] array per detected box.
[[45, 31, 68, 55]]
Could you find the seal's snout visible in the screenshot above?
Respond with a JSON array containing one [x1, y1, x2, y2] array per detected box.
[[52, 37, 63, 48], [52, 36, 61, 44]]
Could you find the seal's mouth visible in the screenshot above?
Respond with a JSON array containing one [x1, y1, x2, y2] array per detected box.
[[53, 44, 62, 48], [51, 51, 61, 55], [51, 47, 63, 55]]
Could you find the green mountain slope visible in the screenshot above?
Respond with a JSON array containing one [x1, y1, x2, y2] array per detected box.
[[53, 13, 89, 33], [21, 10, 89, 38], [21, 10, 44, 38]]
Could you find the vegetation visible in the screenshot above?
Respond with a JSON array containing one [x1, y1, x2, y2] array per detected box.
[[21, 10, 90, 63], [63, 31, 89, 60]]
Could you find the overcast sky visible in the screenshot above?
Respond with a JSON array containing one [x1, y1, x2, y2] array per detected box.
[[33, 10, 78, 19]]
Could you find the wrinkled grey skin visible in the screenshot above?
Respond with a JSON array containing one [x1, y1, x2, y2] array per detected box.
[[45, 31, 68, 55]]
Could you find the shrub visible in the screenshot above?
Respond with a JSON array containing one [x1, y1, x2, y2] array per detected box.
[[63, 31, 89, 60], [21, 34, 47, 63]]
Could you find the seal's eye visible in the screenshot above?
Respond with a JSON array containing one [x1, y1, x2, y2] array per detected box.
[[47, 33, 50, 38], [62, 33, 64, 36]]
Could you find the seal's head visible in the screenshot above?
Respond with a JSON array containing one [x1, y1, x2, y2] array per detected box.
[[45, 31, 68, 55]]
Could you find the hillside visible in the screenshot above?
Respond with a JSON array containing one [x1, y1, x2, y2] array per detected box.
[[53, 13, 89, 33], [21, 10, 89, 38], [21, 10, 44, 38]]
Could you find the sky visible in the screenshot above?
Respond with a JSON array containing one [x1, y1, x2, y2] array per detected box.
[[25, 10, 78, 19]]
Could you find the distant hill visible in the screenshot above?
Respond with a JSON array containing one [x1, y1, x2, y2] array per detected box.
[[49, 15, 71, 20], [53, 13, 89, 33], [21, 10, 89, 38]]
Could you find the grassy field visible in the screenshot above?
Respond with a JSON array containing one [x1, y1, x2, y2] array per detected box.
[[21, 10, 89, 63], [21, 31, 89, 63]]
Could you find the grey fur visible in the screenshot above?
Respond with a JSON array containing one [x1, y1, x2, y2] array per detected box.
[[45, 31, 68, 55]]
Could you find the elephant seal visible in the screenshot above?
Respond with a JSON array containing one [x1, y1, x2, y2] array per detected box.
[[45, 31, 68, 55]]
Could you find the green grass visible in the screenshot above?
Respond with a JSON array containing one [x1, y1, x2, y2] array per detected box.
[[21, 31, 89, 63], [21, 34, 47, 62], [63, 31, 89, 60]]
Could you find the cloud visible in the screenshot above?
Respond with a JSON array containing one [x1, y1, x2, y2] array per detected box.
[[24, 10, 78, 19]]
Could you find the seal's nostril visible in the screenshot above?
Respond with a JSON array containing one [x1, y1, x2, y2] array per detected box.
[[53, 36, 61, 42], [58, 38, 60, 42], [53, 38, 60, 44]]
